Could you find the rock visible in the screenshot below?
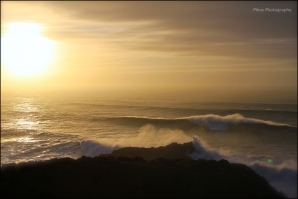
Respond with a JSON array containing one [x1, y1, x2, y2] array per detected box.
[[218, 159, 230, 166], [1, 143, 286, 198]]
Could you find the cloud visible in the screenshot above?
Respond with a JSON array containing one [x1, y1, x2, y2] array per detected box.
[[2, 1, 297, 62], [43, 1, 296, 38], [37, 1, 296, 61]]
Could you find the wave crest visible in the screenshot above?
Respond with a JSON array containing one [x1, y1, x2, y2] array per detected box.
[[184, 113, 290, 130], [107, 113, 292, 131]]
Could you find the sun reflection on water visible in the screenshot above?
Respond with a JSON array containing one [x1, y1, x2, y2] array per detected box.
[[10, 98, 41, 131], [13, 98, 39, 112], [17, 137, 38, 143], [16, 119, 39, 130]]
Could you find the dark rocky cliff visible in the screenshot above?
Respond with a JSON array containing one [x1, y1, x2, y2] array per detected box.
[[1, 143, 286, 198], [99, 142, 195, 160]]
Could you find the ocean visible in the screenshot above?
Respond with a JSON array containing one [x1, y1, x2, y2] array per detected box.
[[1, 94, 297, 198]]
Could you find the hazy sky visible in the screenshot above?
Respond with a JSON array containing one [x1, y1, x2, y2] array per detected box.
[[1, 1, 297, 103]]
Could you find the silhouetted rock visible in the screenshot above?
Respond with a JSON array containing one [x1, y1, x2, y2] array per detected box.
[[99, 142, 195, 160], [1, 143, 286, 198]]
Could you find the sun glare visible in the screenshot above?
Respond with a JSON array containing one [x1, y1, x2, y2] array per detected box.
[[1, 22, 55, 77]]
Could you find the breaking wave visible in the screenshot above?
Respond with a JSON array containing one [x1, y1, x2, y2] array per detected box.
[[184, 114, 291, 130], [102, 113, 294, 131]]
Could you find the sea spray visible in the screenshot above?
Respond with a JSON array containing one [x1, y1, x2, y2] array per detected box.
[[80, 140, 119, 157], [188, 136, 224, 160], [80, 124, 192, 157]]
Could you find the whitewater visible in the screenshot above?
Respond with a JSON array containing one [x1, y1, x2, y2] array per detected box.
[[1, 95, 297, 198]]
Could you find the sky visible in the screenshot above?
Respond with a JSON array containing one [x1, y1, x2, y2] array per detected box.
[[1, 1, 297, 103]]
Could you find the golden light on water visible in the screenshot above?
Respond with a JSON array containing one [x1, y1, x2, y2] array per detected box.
[[13, 99, 39, 112], [16, 119, 39, 130], [17, 137, 38, 143], [1, 22, 55, 77], [11, 99, 40, 131]]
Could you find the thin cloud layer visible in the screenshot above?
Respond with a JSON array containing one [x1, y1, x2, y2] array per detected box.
[[4, 1, 296, 60], [38, 1, 297, 61]]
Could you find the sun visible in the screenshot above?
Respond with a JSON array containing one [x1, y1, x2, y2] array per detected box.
[[1, 22, 55, 77]]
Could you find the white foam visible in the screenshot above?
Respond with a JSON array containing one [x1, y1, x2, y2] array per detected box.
[[188, 136, 224, 160], [188, 136, 297, 198], [249, 160, 297, 182], [249, 160, 297, 198]]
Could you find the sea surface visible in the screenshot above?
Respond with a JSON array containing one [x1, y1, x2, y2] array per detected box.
[[1, 94, 297, 198]]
